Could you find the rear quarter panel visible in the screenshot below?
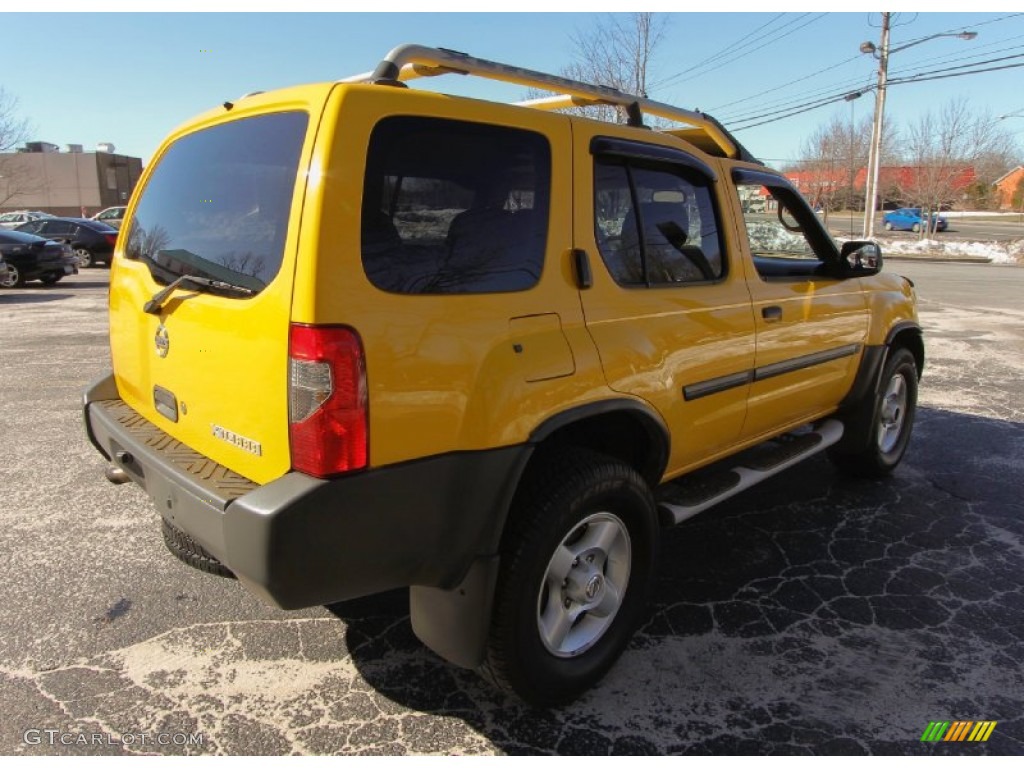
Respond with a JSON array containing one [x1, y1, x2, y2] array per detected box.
[[301, 86, 615, 469]]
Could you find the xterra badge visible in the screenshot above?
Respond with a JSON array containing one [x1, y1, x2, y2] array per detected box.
[[211, 424, 263, 456], [154, 324, 169, 358]]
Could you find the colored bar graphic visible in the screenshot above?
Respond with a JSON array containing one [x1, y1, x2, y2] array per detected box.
[[945, 721, 972, 741], [921, 720, 996, 743], [968, 722, 998, 742]]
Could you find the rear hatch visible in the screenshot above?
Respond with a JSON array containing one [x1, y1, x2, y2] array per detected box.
[[109, 89, 327, 484]]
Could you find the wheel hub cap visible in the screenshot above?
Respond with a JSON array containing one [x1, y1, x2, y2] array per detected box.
[[536, 511, 632, 658], [877, 372, 908, 453]]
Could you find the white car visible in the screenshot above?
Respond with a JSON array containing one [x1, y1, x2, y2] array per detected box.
[[0, 211, 53, 230], [91, 206, 127, 229]]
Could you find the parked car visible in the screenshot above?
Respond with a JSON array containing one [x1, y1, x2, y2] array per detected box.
[[14, 217, 118, 267], [883, 207, 947, 233], [0, 211, 54, 230], [0, 229, 79, 287], [91, 206, 127, 229], [83, 43, 923, 706]]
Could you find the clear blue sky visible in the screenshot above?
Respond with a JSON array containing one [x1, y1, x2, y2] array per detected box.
[[4, 10, 1024, 169]]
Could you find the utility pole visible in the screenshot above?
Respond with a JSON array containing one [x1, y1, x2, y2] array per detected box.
[[859, 18, 977, 239], [862, 12, 890, 240]]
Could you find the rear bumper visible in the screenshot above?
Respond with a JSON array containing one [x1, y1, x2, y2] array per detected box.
[[84, 374, 529, 609], [4, 255, 76, 280]]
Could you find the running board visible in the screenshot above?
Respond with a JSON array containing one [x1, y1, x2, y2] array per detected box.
[[657, 419, 844, 526]]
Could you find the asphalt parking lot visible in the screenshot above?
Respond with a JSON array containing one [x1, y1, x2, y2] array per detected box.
[[1, 263, 1022, 756]]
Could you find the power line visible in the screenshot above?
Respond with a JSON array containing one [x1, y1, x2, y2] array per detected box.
[[654, 13, 828, 90], [730, 60, 1024, 131], [703, 54, 864, 113], [890, 49, 1024, 82], [715, 34, 1024, 122], [717, 72, 875, 123], [704, 15, 1024, 124], [889, 60, 1024, 86], [718, 43, 1024, 124], [648, 13, 790, 90]]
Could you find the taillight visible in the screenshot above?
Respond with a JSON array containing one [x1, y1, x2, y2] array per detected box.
[[104, 234, 117, 247], [288, 324, 368, 477]]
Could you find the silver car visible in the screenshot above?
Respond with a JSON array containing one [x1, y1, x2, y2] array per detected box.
[[0, 211, 53, 230]]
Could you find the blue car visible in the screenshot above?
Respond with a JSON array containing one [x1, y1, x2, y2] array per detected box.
[[883, 207, 947, 233]]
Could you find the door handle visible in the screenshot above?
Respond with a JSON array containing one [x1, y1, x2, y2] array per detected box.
[[762, 305, 783, 322]]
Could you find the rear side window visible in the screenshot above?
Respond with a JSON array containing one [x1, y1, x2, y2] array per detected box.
[[125, 111, 308, 294], [44, 221, 75, 237], [361, 116, 551, 295]]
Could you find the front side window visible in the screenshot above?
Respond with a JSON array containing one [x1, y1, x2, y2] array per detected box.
[[125, 111, 308, 295], [735, 179, 839, 278], [595, 158, 724, 287], [361, 116, 551, 295]]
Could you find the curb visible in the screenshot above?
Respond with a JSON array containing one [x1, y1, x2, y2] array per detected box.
[[884, 253, 993, 264]]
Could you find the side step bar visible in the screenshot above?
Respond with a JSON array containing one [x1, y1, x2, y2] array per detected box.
[[657, 419, 844, 526]]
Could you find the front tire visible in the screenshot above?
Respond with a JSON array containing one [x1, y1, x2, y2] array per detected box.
[[831, 347, 918, 478], [480, 449, 658, 706], [884, 222, 894, 231], [912, 223, 921, 233], [0, 264, 25, 288]]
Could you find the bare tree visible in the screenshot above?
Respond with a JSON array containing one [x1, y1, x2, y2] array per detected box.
[[541, 13, 668, 125], [795, 115, 862, 221], [899, 99, 1019, 235], [791, 112, 891, 222], [0, 88, 33, 207]]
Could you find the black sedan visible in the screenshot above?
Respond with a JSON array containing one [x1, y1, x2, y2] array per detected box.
[[15, 217, 118, 268], [0, 230, 79, 287]]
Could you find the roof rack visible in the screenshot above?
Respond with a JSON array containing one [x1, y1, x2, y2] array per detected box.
[[341, 44, 757, 163]]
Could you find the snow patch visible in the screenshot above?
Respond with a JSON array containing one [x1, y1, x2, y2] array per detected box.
[[839, 236, 1023, 265]]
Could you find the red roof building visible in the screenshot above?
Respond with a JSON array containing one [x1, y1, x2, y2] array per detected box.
[[993, 166, 1024, 210]]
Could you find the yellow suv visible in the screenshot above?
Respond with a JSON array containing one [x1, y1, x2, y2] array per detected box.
[[84, 45, 923, 706]]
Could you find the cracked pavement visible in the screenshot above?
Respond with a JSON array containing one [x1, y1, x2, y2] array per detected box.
[[0, 263, 1022, 755]]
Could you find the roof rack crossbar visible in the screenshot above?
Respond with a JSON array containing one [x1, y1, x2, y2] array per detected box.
[[339, 44, 740, 159]]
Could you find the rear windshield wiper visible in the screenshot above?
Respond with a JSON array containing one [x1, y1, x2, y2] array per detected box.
[[143, 274, 255, 315]]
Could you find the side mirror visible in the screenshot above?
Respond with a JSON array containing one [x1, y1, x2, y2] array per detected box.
[[839, 240, 883, 276]]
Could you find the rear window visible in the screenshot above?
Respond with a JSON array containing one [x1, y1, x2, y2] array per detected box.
[[361, 116, 551, 295], [125, 111, 308, 294]]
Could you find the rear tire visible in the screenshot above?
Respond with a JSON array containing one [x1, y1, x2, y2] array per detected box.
[[830, 347, 918, 478], [480, 449, 658, 706], [74, 248, 93, 268], [161, 520, 235, 579]]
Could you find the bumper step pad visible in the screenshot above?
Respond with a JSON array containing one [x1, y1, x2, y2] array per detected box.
[[96, 399, 259, 502]]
